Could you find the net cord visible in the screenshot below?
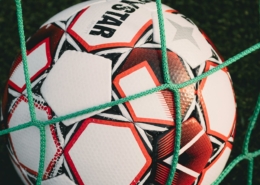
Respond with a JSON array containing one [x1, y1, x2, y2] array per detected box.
[[155, 1, 182, 184], [15, 0, 46, 184], [0, 0, 258, 184]]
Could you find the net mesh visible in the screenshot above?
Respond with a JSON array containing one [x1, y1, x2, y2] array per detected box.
[[0, 0, 259, 184]]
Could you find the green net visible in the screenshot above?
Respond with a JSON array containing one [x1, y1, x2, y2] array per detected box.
[[0, 0, 259, 184]]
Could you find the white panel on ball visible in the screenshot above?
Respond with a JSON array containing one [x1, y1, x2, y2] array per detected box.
[[8, 96, 59, 177], [67, 1, 152, 51], [200, 64, 236, 139], [9, 39, 51, 93], [42, 174, 76, 185], [152, 12, 212, 69], [41, 50, 111, 126], [64, 119, 151, 185], [199, 144, 231, 185], [114, 61, 174, 125], [10, 155, 31, 185]]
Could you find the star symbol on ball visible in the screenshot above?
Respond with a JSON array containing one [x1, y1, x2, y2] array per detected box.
[[168, 19, 200, 49]]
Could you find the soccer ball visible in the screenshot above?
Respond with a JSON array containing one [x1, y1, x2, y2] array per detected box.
[[1, 0, 236, 185]]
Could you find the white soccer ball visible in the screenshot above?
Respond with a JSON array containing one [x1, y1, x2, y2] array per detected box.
[[2, 0, 236, 185]]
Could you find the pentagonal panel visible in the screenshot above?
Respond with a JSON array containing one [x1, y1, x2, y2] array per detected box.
[[198, 61, 236, 141], [64, 118, 151, 185], [67, 2, 152, 52], [41, 50, 111, 126], [8, 95, 62, 178]]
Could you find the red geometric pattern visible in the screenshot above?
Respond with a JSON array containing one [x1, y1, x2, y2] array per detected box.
[[7, 96, 62, 179], [198, 142, 232, 185], [114, 48, 195, 126], [8, 24, 64, 93], [154, 118, 213, 185]]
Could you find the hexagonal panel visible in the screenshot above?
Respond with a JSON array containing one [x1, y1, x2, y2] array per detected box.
[[8, 96, 62, 179], [41, 50, 111, 126], [114, 61, 174, 126], [8, 38, 52, 93], [198, 61, 236, 141], [64, 118, 151, 185]]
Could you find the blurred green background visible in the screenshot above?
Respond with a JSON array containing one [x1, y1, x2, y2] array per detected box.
[[0, 0, 259, 184]]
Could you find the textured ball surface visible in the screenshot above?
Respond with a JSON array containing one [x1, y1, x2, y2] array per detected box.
[[1, 0, 236, 185]]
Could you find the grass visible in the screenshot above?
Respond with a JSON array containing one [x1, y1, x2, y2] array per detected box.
[[0, 0, 259, 184]]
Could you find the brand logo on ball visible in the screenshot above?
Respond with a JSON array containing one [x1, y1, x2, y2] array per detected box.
[[89, 0, 152, 38]]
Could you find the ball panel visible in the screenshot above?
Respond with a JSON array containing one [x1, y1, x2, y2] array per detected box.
[[200, 30, 224, 63], [114, 47, 195, 123], [198, 143, 232, 185], [41, 50, 112, 126], [8, 38, 52, 93], [8, 24, 64, 94], [153, 12, 212, 69], [198, 61, 236, 141], [114, 60, 174, 125], [7, 96, 62, 179], [178, 124, 212, 174], [67, 2, 152, 52], [26, 24, 65, 56], [64, 118, 151, 185], [151, 118, 212, 185]]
